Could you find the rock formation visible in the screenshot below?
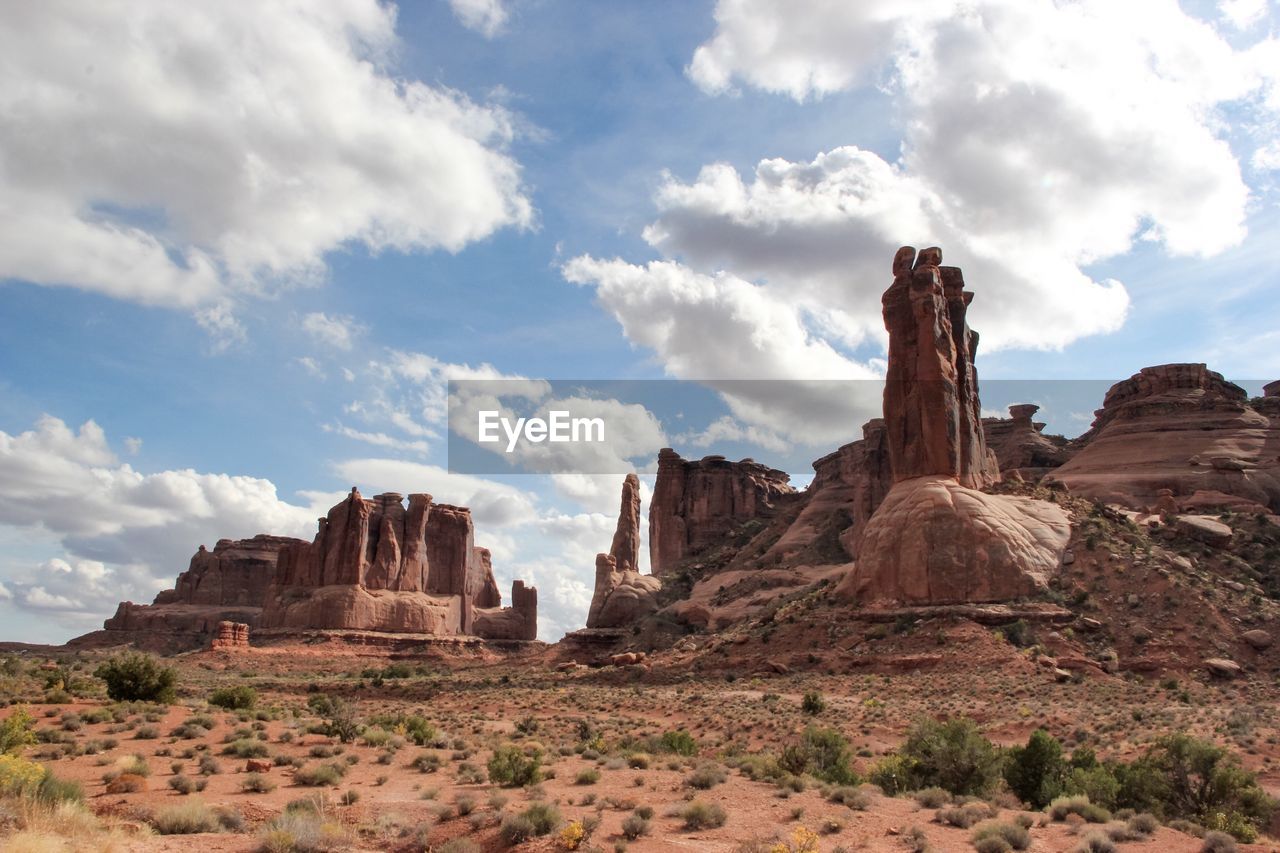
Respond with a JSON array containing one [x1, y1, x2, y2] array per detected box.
[[881, 245, 999, 489], [649, 450, 794, 575], [762, 419, 893, 563], [210, 621, 249, 650], [838, 247, 1070, 607], [72, 535, 304, 651], [982, 404, 1073, 479], [261, 487, 537, 640], [586, 474, 662, 630], [1044, 364, 1280, 514]]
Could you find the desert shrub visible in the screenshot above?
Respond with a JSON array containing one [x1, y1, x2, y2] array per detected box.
[[687, 763, 726, 789], [971, 820, 1030, 851], [1065, 764, 1122, 809], [828, 785, 871, 810], [1137, 734, 1271, 841], [0, 753, 45, 796], [1071, 831, 1117, 853], [412, 752, 443, 774], [361, 727, 392, 748], [94, 653, 176, 703], [340, 789, 359, 806], [895, 718, 1002, 797], [868, 754, 912, 796], [913, 786, 952, 808], [259, 809, 349, 852], [294, 762, 345, 787], [778, 726, 859, 786], [1048, 795, 1110, 823], [627, 752, 650, 769], [658, 729, 698, 756], [437, 840, 480, 853], [222, 738, 269, 758], [198, 755, 222, 775], [488, 743, 542, 787], [242, 772, 277, 793], [801, 692, 826, 714], [680, 799, 727, 830], [210, 685, 257, 710], [305, 695, 358, 743], [1005, 729, 1066, 808], [1200, 831, 1238, 852], [576, 767, 601, 785], [1127, 813, 1159, 835], [152, 799, 221, 834], [622, 812, 651, 840], [500, 813, 536, 845], [105, 772, 146, 793], [0, 708, 38, 756], [938, 801, 996, 829], [169, 774, 201, 794]]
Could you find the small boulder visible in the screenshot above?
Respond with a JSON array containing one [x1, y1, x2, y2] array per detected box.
[[1204, 658, 1242, 678], [1242, 630, 1272, 651], [246, 759, 272, 773], [1053, 668, 1073, 683], [1176, 515, 1233, 548]]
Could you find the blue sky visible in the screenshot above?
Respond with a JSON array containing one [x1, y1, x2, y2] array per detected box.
[[1, 0, 1278, 642]]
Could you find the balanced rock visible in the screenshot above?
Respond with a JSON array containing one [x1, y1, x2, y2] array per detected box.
[[981, 404, 1072, 478], [1044, 364, 1280, 514], [649, 449, 794, 574]]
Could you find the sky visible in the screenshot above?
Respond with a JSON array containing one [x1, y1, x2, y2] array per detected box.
[[1, 0, 1279, 643]]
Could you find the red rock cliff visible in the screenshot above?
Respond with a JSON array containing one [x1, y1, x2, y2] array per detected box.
[[649, 450, 794, 575]]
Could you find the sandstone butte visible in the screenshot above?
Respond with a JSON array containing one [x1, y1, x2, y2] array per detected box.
[[74, 487, 537, 650], [585, 474, 661, 630]]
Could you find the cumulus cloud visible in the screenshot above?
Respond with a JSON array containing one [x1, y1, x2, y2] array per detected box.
[[0, 581, 11, 601], [0, 0, 531, 335], [0, 415, 323, 623], [449, 0, 510, 37], [301, 313, 363, 351]]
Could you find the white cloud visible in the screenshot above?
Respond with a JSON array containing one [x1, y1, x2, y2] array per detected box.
[[677, 415, 791, 454], [0, 0, 531, 334], [296, 357, 327, 379], [449, 0, 510, 37], [301, 312, 363, 351], [0, 581, 11, 601], [322, 424, 431, 456], [633, 0, 1275, 368], [0, 415, 323, 622], [1220, 0, 1268, 29], [123, 437, 143, 456]]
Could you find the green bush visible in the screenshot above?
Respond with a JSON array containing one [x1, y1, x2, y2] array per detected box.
[[499, 814, 536, 845], [971, 819, 1030, 850], [575, 767, 601, 785], [622, 812, 651, 839], [1139, 734, 1272, 841], [686, 763, 727, 789], [295, 762, 345, 787], [306, 695, 358, 743], [222, 738, 269, 758], [778, 726, 859, 785], [0, 707, 37, 755], [242, 772, 277, 793], [1005, 729, 1066, 808], [1048, 795, 1110, 823], [93, 653, 176, 703], [801, 692, 826, 714], [895, 717, 1002, 797], [659, 729, 698, 756], [487, 743, 542, 787], [210, 685, 257, 710]]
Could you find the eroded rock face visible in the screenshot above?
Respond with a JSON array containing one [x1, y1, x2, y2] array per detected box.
[[882, 246, 998, 489], [79, 535, 303, 651], [587, 475, 662, 630], [982, 404, 1073, 478], [210, 621, 249, 650], [473, 581, 538, 641], [763, 419, 893, 563], [261, 488, 536, 639], [836, 476, 1070, 606], [1044, 364, 1280, 514], [650, 450, 794, 575], [839, 248, 1067, 608]]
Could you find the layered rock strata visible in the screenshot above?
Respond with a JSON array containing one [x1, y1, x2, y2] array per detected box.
[[981, 404, 1073, 479], [1045, 364, 1280, 514], [649, 450, 794, 575], [261, 488, 537, 640]]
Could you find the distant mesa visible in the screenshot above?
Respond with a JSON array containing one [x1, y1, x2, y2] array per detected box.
[[1044, 364, 1280, 516], [73, 487, 537, 651]]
